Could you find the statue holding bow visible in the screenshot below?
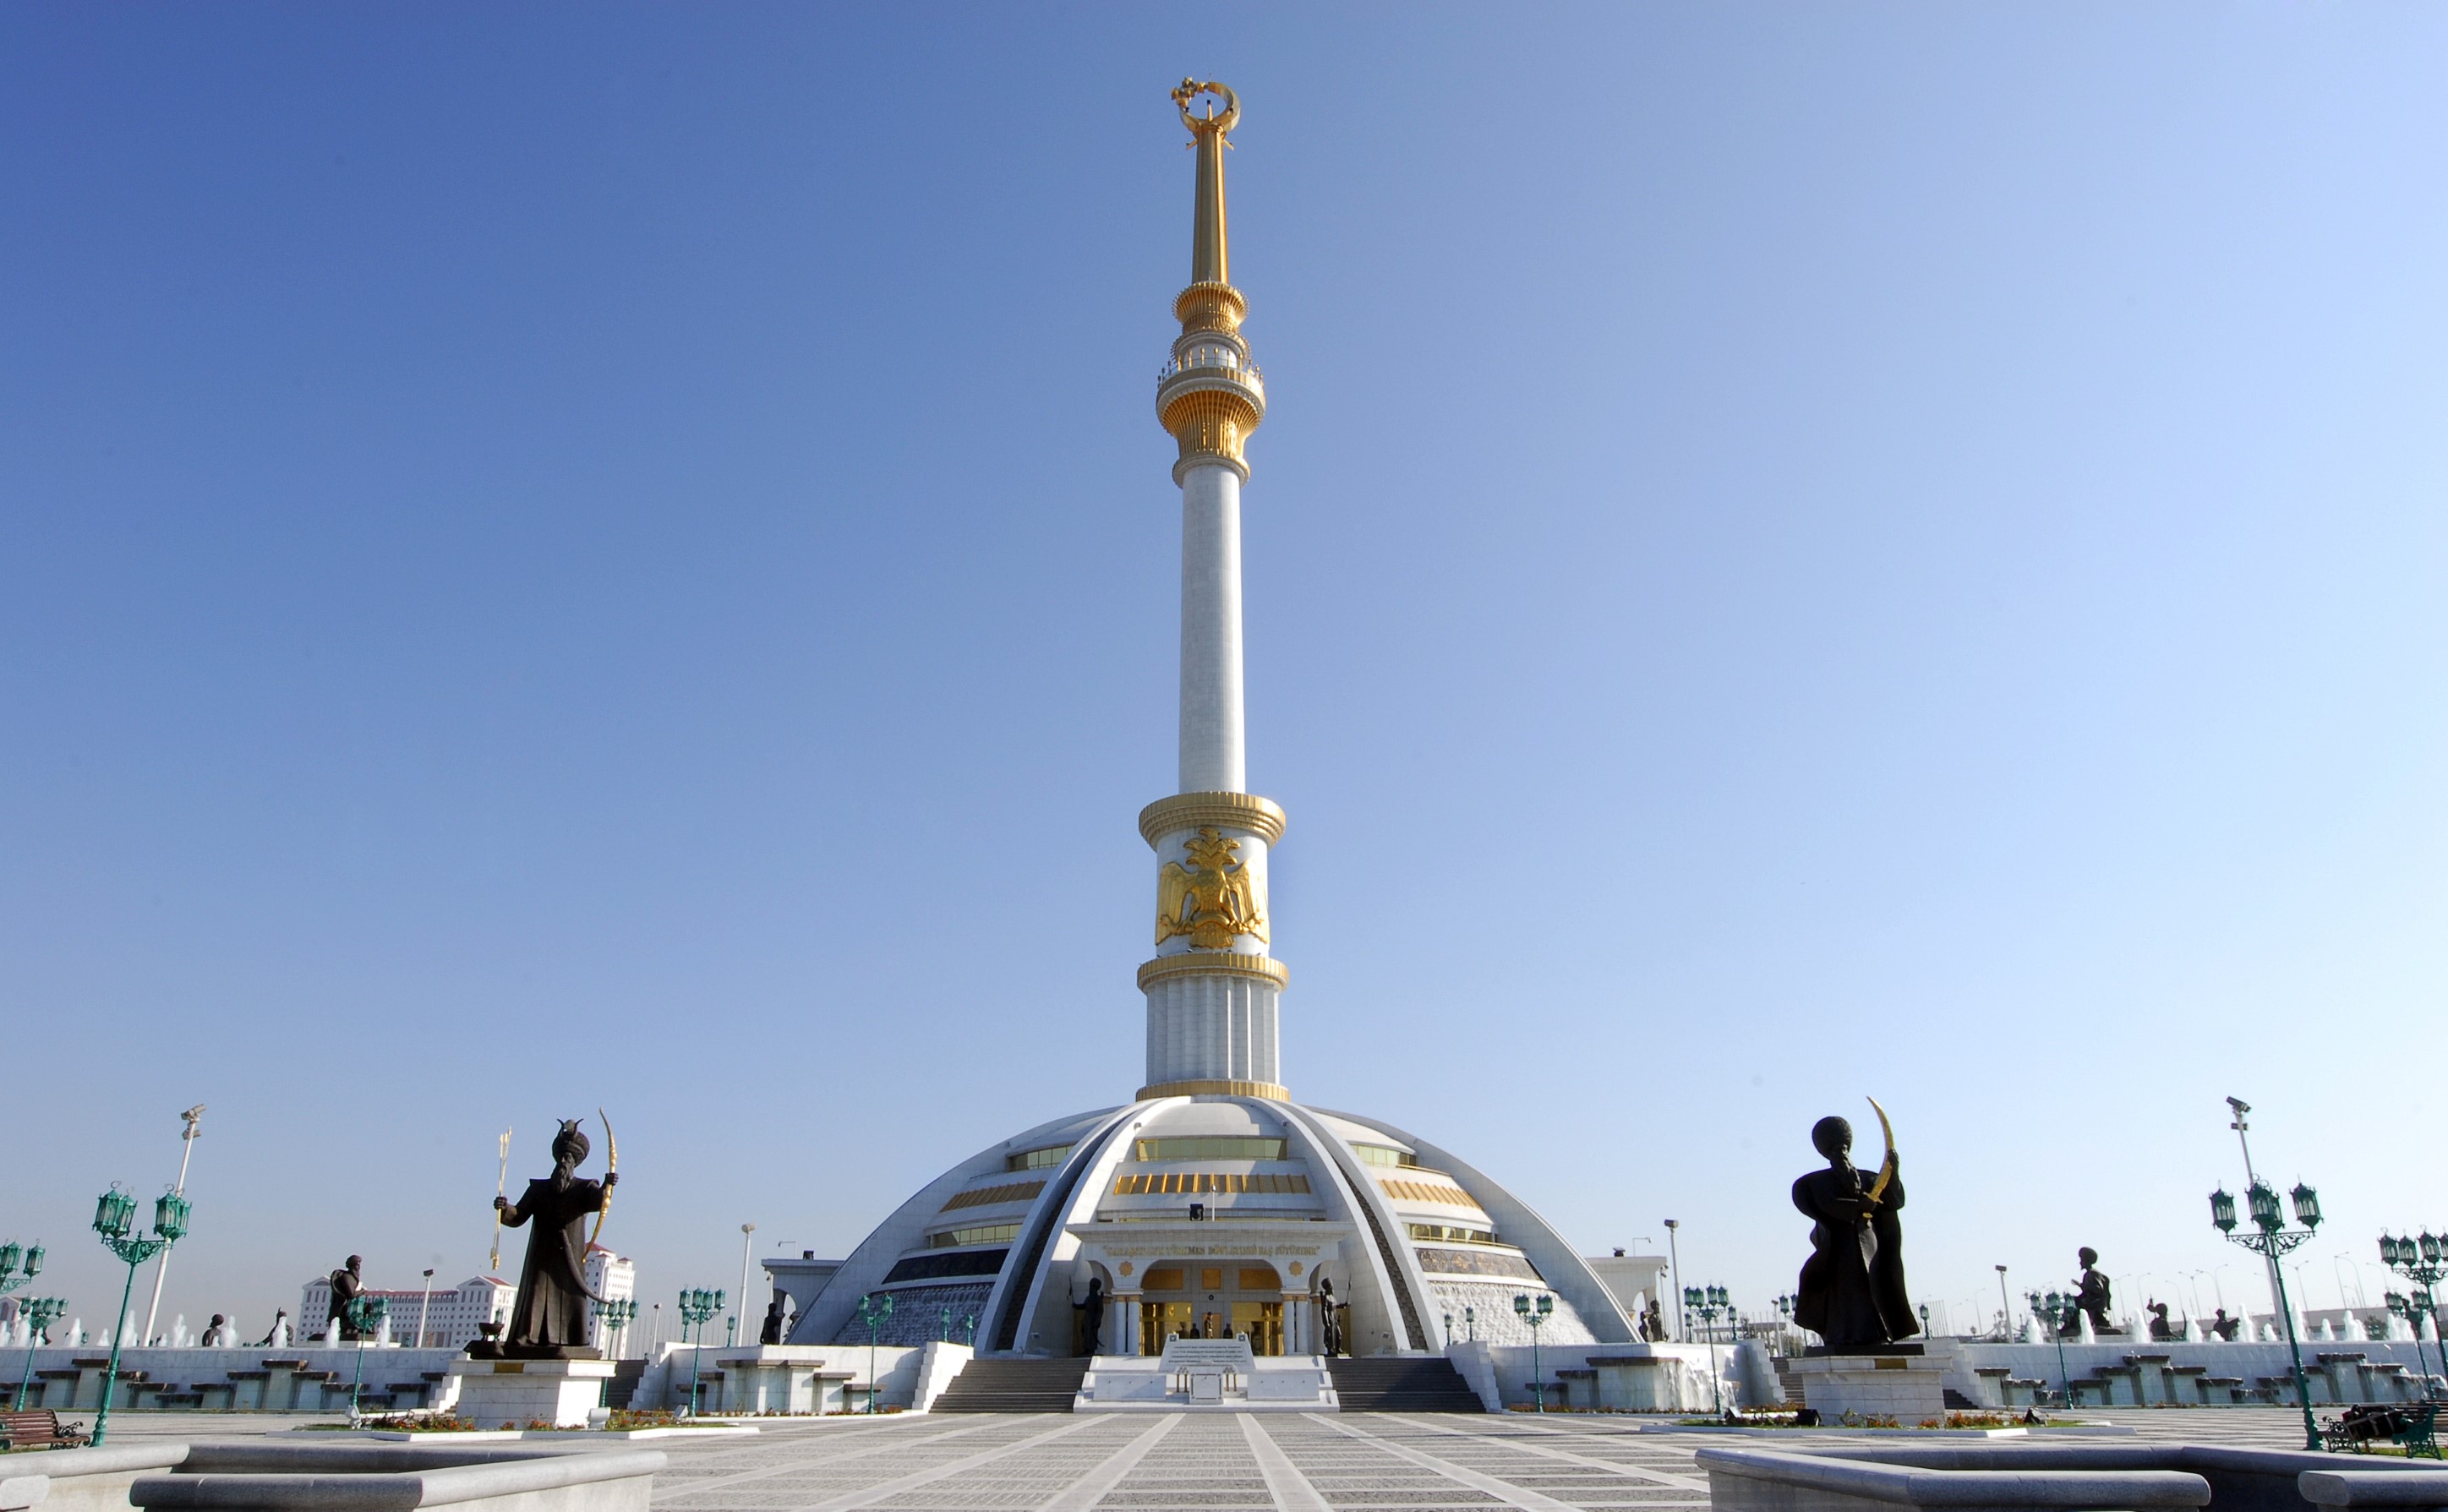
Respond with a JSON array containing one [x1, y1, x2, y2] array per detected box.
[[1791, 1099, 1918, 1349], [478, 1116, 617, 1358]]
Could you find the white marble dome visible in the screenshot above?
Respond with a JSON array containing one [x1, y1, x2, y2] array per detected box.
[[788, 1094, 1632, 1357]]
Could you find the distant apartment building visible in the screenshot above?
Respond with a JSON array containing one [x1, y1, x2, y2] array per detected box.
[[297, 1248, 636, 1354]]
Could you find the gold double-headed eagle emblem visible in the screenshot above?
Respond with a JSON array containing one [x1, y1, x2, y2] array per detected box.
[[1156, 826, 1268, 948]]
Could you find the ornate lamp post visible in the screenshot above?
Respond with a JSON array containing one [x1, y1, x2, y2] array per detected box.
[[855, 1293, 893, 1414], [89, 1185, 189, 1446], [343, 1294, 388, 1421], [13, 1297, 67, 1409], [1463, 1306, 1474, 1343], [676, 1288, 724, 1416], [2211, 1174, 2323, 1448], [1513, 1291, 1554, 1412], [2378, 1231, 2443, 1399], [593, 1298, 638, 1359], [2029, 1291, 2074, 1402], [0, 1241, 45, 1301], [1686, 1285, 1729, 1415]]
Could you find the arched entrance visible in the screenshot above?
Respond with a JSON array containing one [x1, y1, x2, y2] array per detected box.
[[1136, 1261, 1285, 1355]]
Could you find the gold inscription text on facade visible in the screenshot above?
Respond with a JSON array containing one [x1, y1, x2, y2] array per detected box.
[[1156, 826, 1269, 947]]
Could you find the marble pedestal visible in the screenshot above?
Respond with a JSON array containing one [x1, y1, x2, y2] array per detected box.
[[1786, 1352, 1948, 1423], [445, 1357, 615, 1428]]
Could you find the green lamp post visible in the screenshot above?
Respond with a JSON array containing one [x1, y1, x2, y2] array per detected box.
[[676, 1289, 724, 1416], [2211, 1178, 2323, 1449], [0, 1242, 45, 1300], [13, 1296, 68, 1410], [2214, 1096, 2322, 1451], [2378, 1232, 2442, 1400], [593, 1297, 639, 1358], [343, 1294, 389, 1421], [1512, 1292, 1554, 1412], [1686, 1285, 1730, 1415], [89, 1185, 189, 1446], [2029, 1291, 2074, 1403], [855, 1293, 894, 1414]]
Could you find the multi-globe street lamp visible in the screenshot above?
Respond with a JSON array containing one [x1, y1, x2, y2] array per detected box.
[[2382, 1292, 2439, 1399], [12, 1297, 67, 1410], [594, 1297, 640, 1359], [1685, 1285, 1730, 1416], [676, 1288, 724, 1416], [2028, 1291, 2075, 1402], [89, 1185, 191, 1446], [2210, 1096, 2322, 1451], [343, 1294, 390, 1420], [2377, 1231, 2442, 1400], [855, 1293, 895, 1414], [0, 1241, 45, 1301], [1513, 1292, 1555, 1413]]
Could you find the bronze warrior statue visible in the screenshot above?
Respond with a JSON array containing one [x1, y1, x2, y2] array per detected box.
[[326, 1255, 366, 1340], [1792, 1113, 1917, 1349], [480, 1118, 615, 1357], [2063, 1247, 2112, 1335]]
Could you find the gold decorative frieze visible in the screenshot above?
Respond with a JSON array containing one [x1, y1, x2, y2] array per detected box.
[[1139, 791, 1287, 849], [1136, 1077, 1292, 1101], [1376, 1176, 1482, 1209], [940, 1180, 1045, 1213], [1134, 952, 1289, 991], [1156, 826, 1268, 947]]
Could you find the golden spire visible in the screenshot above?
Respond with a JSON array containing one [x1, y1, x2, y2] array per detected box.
[[1158, 79, 1264, 480], [1172, 78, 1237, 287]]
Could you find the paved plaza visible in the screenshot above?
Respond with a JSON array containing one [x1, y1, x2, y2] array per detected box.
[[67, 1406, 2331, 1511]]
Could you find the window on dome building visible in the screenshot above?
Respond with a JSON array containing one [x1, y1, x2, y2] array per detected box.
[[1407, 1221, 1500, 1246], [925, 1222, 1022, 1249], [1005, 1144, 1074, 1171], [1351, 1144, 1420, 1168], [1132, 1137, 1288, 1161]]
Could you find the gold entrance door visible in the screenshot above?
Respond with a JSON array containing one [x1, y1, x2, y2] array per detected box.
[[1139, 1301, 1194, 1355], [1230, 1301, 1284, 1356]]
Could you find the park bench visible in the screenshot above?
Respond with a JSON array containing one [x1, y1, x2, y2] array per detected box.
[[2323, 1400, 2440, 1460], [0, 1408, 92, 1450]]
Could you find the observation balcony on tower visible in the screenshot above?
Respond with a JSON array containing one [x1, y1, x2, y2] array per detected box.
[[1156, 342, 1266, 426]]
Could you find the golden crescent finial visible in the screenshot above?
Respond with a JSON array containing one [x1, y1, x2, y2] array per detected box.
[[1171, 79, 1239, 136]]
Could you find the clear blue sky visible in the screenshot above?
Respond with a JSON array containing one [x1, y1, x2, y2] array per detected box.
[[6, 4, 2441, 1343]]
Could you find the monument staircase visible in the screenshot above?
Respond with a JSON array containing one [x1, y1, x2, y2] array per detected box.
[[932, 1356, 1092, 1412], [1325, 1356, 1484, 1412]]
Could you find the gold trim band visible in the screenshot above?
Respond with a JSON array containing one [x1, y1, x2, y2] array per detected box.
[[1136, 952, 1289, 991], [1137, 1078, 1291, 1101], [1139, 791, 1287, 848]]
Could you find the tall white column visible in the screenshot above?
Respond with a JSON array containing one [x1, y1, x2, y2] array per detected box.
[[1139, 80, 1287, 1102], [1178, 462, 1246, 794]]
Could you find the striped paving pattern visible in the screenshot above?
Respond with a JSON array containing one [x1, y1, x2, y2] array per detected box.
[[642, 1406, 2322, 1512]]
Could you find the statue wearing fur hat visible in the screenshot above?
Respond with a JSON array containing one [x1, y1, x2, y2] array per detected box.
[[479, 1118, 616, 1358]]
